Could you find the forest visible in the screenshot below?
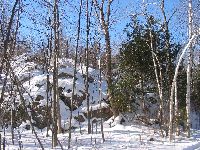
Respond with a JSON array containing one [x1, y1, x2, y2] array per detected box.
[[0, 0, 200, 149]]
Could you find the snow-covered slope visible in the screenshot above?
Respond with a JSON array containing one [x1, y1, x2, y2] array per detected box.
[[1, 53, 109, 129]]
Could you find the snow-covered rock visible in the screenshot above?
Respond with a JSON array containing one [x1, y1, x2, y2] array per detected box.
[[1, 54, 109, 129]]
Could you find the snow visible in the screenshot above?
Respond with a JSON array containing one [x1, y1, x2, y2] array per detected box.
[[2, 121, 200, 150], [1, 55, 108, 127], [81, 102, 108, 112], [1, 54, 200, 149]]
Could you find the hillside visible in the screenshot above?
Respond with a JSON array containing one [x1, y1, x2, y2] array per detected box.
[[0, 54, 200, 149], [0, 53, 110, 129]]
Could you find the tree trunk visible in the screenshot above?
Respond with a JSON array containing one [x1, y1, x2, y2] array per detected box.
[[57, 31, 62, 134], [169, 34, 197, 141], [66, 40, 69, 58], [0, 0, 19, 104], [161, 0, 172, 137], [86, 0, 91, 134], [11, 98, 14, 145], [186, 0, 193, 138], [9, 66, 44, 149], [104, 28, 116, 116], [68, 0, 82, 148], [45, 38, 51, 137], [139, 77, 145, 115], [98, 58, 105, 142], [52, 0, 59, 147], [174, 80, 180, 135], [93, 0, 118, 117], [143, 1, 164, 136], [149, 25, 164, 137]]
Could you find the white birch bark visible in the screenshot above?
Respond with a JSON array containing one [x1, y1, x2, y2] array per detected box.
[[186, 0, 193, 138], [169, 34, 197, 141], [174, 80, 179, 135], [142, 1, 164, 136], [98, 58, 105, 142]]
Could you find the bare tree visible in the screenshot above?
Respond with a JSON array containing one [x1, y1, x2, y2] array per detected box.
[[52, 0, 60, 147], [2, 56, 45, 149], [174, 79, 180, 135], [14, 76, 44, 149], [169, 34, 198, 141], [93, 0, 118, 117], [0, 0, 19, 104], [86, 0, 92, 134], [45, 41, 51, 137], [45, 2, 53, 135], [149, 22, 164, 138], [98, 56, 105, 142], [142, 1, 164, 136], [186, 0, 193, 138], [68, 0, 83, 148]]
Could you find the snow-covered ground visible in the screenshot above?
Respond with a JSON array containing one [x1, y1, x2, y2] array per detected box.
[[1, 54, 200, 149], [1, 120, 200, 150]]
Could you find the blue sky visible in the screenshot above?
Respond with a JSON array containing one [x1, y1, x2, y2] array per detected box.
[[17, 0, 189, 51], [109, 0, 185, 41]]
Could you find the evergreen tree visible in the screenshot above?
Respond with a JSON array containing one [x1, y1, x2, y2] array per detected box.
[[113, 16, 181, 120]]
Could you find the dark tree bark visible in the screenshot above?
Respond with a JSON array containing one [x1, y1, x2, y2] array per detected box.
[[93, 0, 118, 117], [68, 0, 83, 148], [52, 0, 60, 147], [86, 0, 92, 134], [0, 0, 19, 104]]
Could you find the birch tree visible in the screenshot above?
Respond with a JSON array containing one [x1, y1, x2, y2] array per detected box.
[[169, 34, 198, 141], [186, 0, 193, 138], [93, 0, 118, 117], [142, 1, 165, 136], [98, 56, 105, 142]]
